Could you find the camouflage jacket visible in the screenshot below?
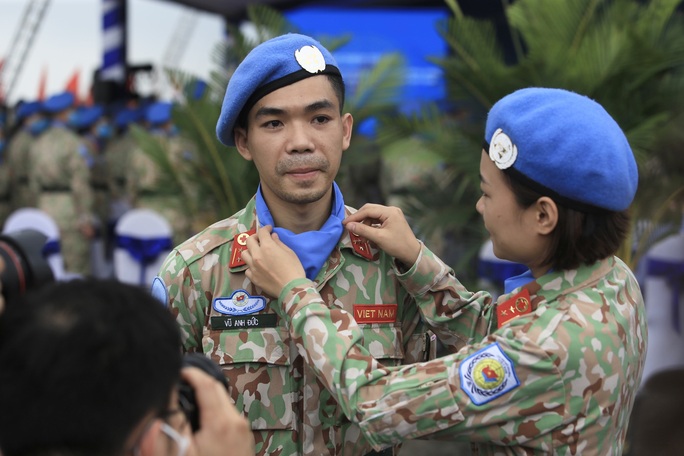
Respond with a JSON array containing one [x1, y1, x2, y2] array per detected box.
[[28, 125, 94, 226], [6, 129, 37, 209], [157, 196, 436, 456], [105, 132, 135, 201], [274, 244, 648, 455]]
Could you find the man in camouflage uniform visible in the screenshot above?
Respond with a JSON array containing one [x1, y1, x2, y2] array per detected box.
[[243, 88, 648, 455], [127, 101, 193, 246], [153, 34, 441, 456], [5, 101, 46, 212], [28, 92, 95, 276], [105, 106, 141, 245]]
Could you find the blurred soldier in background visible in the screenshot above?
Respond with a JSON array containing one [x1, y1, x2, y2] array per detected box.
[[128, 101, 194, 246], [105, 105, 140, 254], [5, 100, 46, 211], [28, 92, 95, 276], [71, 104, 114, 278]]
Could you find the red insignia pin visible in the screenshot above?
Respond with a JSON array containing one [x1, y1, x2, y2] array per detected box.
[[350, 232, 373, 260], [229, 229, 256, 268], [497, 288, 532, 328]]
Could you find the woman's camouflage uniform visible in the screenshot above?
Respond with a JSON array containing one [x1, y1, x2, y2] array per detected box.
[[273, 243, 647, 455]]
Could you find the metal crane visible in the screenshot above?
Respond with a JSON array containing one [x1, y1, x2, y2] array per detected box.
[[0, 0, 52, 103]]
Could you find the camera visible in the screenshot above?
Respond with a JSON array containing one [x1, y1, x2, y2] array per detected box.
[[178, 352, 230, 432], [0, 229, 54, 307]]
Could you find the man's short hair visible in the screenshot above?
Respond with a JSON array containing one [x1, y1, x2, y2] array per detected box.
[[0, 279, 182, 456]]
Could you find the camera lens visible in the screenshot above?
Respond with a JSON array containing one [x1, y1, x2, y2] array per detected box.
[[178, 353, 229, 432], [0, 230, 54, 306]]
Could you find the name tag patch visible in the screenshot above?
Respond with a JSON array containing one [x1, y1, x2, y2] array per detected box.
[[353, 304, 397, 324], [459, 342, 520, 406], [213, 290, 266, 316], [210, 314, 278, 330]]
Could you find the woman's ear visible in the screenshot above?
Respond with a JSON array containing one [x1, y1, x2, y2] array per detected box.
[[535, 196, 558, 235]]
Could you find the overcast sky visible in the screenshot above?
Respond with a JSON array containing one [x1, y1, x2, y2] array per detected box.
[[0, 0, 225, 105]]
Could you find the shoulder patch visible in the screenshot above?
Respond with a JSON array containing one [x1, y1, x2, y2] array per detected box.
[[150, 276, 169, 307], [459, 342, 520, 406]]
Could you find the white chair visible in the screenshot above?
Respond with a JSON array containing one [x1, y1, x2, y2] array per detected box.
[[2, 207, 69, 280], [640, 231, 684, 386], [113, 208, 173, 286]]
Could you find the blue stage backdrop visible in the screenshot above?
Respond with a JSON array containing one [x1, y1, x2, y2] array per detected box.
[[285, 7, 449, 114]]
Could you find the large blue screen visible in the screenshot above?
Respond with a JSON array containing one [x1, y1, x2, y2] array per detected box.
[[285, 7, 449, 113]]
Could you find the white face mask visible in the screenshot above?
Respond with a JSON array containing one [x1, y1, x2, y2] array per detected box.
[[159, 422, 190, 456]]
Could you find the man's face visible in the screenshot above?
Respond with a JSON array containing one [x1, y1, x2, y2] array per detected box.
[[234, 75, 353, 209]]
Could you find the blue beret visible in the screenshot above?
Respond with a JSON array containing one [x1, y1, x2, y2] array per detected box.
[[16, 101, 42, 120], [484, 87, 638, 212], [43, 92, 75, 113], [216, 33, 341, 146], [145, 102, 173, 126], [72, 105, 103, 130]]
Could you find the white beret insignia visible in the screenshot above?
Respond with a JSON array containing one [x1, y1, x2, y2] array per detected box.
[[489, 128, 517, 170], [295, 45, 326, 74]]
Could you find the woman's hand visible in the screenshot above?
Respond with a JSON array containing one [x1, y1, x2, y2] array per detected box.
[[344, 204, 421, 268], [242, 226, 307, 298]]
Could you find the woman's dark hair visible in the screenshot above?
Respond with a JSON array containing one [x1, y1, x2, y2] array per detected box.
[[505, 173, 631, 271]]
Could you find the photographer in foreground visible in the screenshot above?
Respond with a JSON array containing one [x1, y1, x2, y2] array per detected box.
[[0, 279, 254, 456]]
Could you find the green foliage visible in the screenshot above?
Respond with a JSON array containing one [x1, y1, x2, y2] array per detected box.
[[384, 0, 684, 274]]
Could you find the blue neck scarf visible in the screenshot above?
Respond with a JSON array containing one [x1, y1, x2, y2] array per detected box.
[[256, 183, 345, 280], [504, 269, 536, 294]]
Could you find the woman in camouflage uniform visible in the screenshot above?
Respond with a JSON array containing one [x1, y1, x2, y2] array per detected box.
[[244, 88, 647, 455]]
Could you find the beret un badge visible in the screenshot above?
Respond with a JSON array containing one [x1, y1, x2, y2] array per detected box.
[[484, 87, 638, 212], [216, 33, 341, 147]]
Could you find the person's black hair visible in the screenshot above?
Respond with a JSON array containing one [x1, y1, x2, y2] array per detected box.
[[0, 279, 182, 456], [505, 174, 631, 271], [235, 73, 346, 131]]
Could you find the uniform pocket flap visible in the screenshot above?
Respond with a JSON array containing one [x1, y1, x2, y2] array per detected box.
[[361, 325, 405, 361], [210, 326, 290, 366]]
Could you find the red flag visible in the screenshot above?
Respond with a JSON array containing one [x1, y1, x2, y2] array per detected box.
[[83, 82, 94, 106], [37, 66, 48, 101], [64, 69, 80, 103]]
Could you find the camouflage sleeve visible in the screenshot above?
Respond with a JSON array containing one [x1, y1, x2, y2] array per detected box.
[[394, 242, 495, 352], [158, 249, 205, 352], [276, 279, 566, 450]]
